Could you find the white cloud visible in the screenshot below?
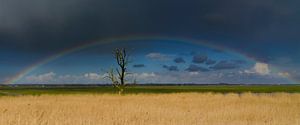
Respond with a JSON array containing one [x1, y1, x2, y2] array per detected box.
[[84, 73, 103, 80], [138, 72, 156, 78], [278, 72, 290, 78], [243, 69, 255, 74], [189, 72, 199, 75], [18, 68, 291, 84], [244, 62, 270, 75], [146, 52, 171, 61], [25, 72, 56, 83], [254, 62, 270, 75], [131, 72, 158, 83], [22, 72, 109, 84]]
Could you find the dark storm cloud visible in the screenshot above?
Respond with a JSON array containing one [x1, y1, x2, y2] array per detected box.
[[212, 49, 225, 53], [163, 65, 179, 71], [192, 54, 208, 64], [0, 0, 155, 53], [205, 59, 216, 65], [232, 60, 246, 65], [1, 0, 300, 83], [185, 64, 209, 72], [174, 57, 185, 63], [190, 51, 197, 56], [133, 64, 145, 68], [1, 0, 300, 53], [209, 60, 240, 70]]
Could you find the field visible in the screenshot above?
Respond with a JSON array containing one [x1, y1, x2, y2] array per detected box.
[[0, 85, 300, 125], [0, 93, 299, 125], [1, 85, 300, 96]]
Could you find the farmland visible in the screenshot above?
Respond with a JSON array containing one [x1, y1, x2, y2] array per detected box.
[[0, 93, 299, 125], [1, 85, 300, 125], [0, 85, 300, 96]]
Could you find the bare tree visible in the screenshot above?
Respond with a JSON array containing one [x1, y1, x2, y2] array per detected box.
[[107, 48, 129, 94]]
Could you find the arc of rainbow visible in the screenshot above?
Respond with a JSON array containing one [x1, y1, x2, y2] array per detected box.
[[4, 36, 296, 84]]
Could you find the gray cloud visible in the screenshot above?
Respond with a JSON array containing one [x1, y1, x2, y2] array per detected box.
[[174, 57, 185, 63], [163, 65, 179, 71], [133, 64, 145, 68], [146, 53, 171, 61], [190, 51, 197, 56], [185, 64, 209, 72], [209, 60, 239, 70], [205, 59, 216, 65], [232, 60, 246, 64], [192, 54, 208, 64]]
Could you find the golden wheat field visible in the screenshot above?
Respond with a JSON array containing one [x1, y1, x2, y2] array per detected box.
[[0, 93, 299, 125]]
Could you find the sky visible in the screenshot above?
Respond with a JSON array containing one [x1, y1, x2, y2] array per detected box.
[[0, 0, 299, 84]]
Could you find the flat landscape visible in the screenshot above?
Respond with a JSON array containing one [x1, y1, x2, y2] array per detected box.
[[2, 0, 300, 124], [0, 85, 300, 125], [0, 93, 299, 125], [1, 85, 300, 96]]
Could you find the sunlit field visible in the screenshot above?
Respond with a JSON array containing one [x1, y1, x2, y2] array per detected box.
[[0, 93, 299, 125]]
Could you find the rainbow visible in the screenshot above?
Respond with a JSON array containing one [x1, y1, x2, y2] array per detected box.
[[4, 36, 296, 84]]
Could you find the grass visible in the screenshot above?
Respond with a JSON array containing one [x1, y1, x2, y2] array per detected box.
[[0, 93, 299, 125], [0, 85, 300, 96], [1, 86, 299, 124]]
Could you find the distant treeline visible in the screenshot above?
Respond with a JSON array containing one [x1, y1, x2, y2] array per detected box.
[[0, 83, 298, 88]]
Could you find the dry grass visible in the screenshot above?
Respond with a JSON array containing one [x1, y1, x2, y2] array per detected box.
[[0, 93, 299, 125]]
